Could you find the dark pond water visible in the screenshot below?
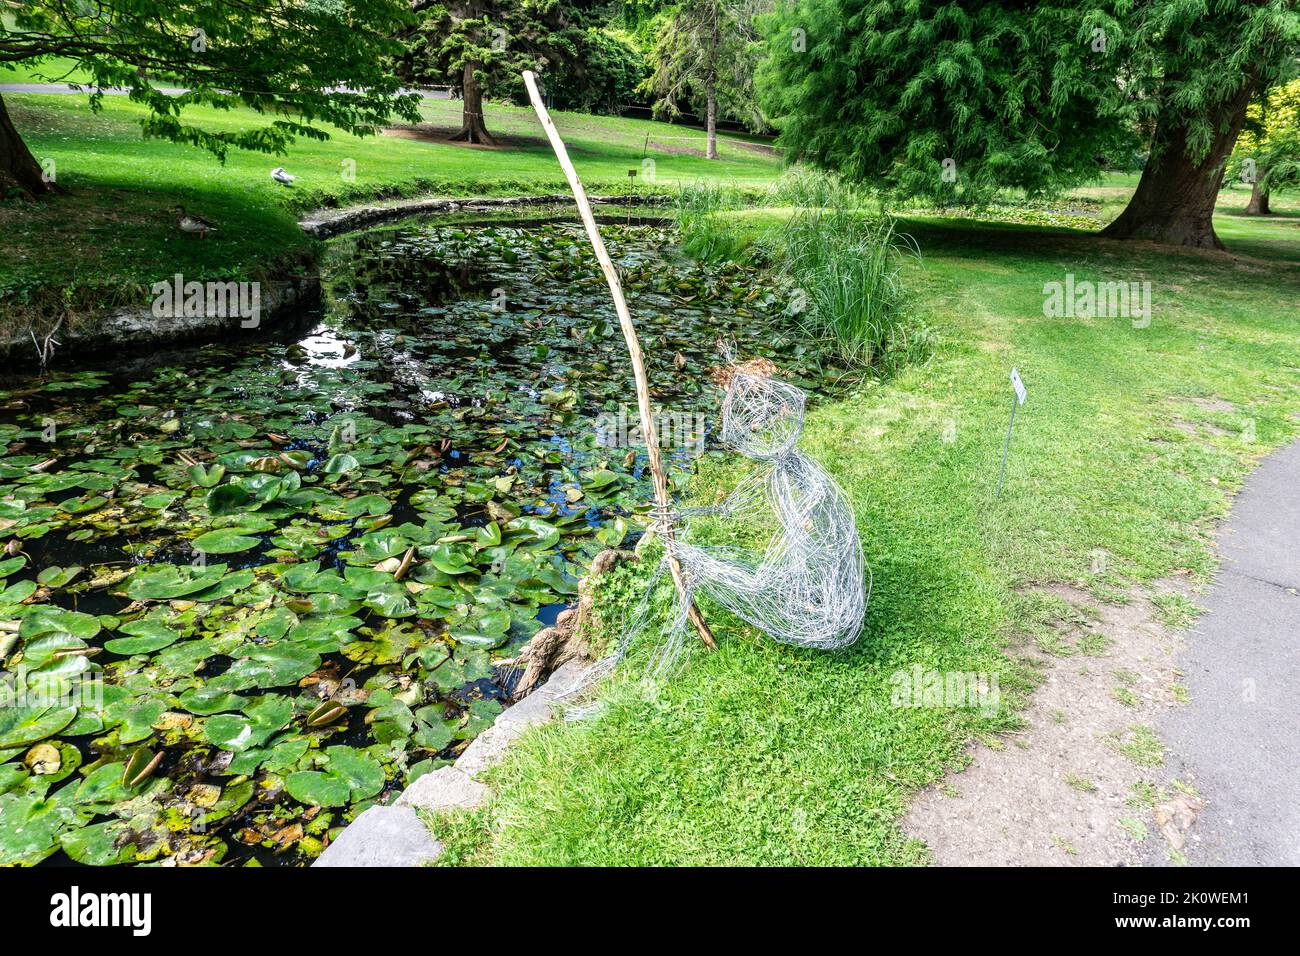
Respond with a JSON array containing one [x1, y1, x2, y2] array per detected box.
[[0, 212, 832, 866]]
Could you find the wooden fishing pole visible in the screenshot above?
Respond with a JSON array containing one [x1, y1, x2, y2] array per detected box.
[[522, 70, 716, 651]]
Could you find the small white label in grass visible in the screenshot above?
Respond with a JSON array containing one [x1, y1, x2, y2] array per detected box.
[[997, 368, 1026, 498], [1010, 368, 1027, 405]]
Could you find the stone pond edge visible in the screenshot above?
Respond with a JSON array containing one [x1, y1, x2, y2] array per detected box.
[[0, 273, 321, 367], [298, 191, 670, 240], [2, 194, 669, 365], [313, 659, 590, 867]]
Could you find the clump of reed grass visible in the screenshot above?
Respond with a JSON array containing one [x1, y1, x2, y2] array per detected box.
[[778, 198, 923, 372], [674, 181, 750, 263], [674, 168, 929, 373]]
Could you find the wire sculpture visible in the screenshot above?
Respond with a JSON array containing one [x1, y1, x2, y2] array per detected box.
[[565, 362, 869, 714]]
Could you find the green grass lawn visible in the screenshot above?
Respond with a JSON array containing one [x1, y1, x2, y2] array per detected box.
[[5, 79, 1298, 866], [431, 190, 1300, 865], [0, 56, 91, 84], [0, 14, 93, 84], [0, 91, 781, 329]]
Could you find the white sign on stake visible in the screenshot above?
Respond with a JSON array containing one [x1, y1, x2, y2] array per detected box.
[[997, 368, 1026, 498]]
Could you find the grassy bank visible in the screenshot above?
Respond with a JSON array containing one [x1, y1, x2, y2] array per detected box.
[[0, 92, 782, 335], [432, 191, 1300, 865]]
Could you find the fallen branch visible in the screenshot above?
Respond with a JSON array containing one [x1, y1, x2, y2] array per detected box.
[[29, 315, 63, 368]]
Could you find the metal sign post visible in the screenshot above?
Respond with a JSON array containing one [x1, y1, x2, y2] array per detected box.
[[996, 368, 1027, 499]]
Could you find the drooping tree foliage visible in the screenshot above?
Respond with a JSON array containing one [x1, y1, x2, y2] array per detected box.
[[542, 27, 649, 114], [402, 1, 630, 144], [1227, 79, 1300, 215], [0, 0, 420, 200], [759, 0, 1300, 248], [1099, 0, 1298, 246], [645, 0, 771, 159], [616, 0, 677, 29]]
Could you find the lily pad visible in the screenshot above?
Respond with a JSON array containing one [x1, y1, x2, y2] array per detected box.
[[59, 819, 139, 866], [188, 463, 227, 488], [0, 793, 69, 865], [0, 705, 78, 749], [36, 565, 82, 587], [125, 564, 230, 600], [103, 620, 183, 655], [322, 453, 359, 475], [192, 528, 261, 555], [283, 771, 351, 808], [217, 645, 321, 689], [206, 482, 253, 516]]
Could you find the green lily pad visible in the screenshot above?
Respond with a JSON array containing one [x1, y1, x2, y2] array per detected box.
[[192, 528, 261, 554], [285, 743, 384, 808], [322, 746, 385, 801], [596, 515, 629, 547], [207, 482, 253, 516], [322, 453, 359, 475], [412, 708, 455, 752], [337, 494, 390, 517], [187, 463, 227, 488], [0, 579, 37, 605], [0, 705, 78, 749], [284, 771, 351, 808], [59, 819, 139, 866], [20, 606, 101, 641], [0, 793, 69, 865], [428, 543, 474, 575], [511, 516, 561, 550], [140, 491, 182, 509], [75, 762, 131, 807], [204, 695, 293, 753], [217, 645, 320, 689], [36, 565, 81, 587], [125, 564, 230, 600], [103, 620, 183, 655], [178, 686, 246, 716], [102, 697, 167, 744]]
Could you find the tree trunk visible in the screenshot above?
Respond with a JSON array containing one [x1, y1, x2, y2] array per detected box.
[[705, 80, 718, 160], [1100, 79, 1256, 249], [0, 92, 57, 200], [1244, 180, 1271, 215], [451, 60, 495, 145]]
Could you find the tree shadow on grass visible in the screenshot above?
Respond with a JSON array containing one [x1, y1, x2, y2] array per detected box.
[[899, 216, 1300, 280]]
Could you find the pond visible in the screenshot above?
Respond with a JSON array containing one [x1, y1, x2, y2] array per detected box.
[[0, 212, 833, 866]]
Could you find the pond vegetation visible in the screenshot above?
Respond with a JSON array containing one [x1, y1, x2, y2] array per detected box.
[[0, 214, 840, 866], [676, 171, 930, 373]]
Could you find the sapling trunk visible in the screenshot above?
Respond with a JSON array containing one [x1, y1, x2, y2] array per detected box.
[[1245, 181, 1271, 215]]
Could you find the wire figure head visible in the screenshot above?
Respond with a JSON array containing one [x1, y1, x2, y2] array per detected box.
[[721, 371, 806, 460]]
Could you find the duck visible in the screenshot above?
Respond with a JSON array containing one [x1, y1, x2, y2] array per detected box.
[[270, 167, 296, 185], [172, 206, 217, 239]]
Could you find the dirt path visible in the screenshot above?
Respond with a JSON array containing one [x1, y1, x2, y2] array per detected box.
[[906, 438, 1300, 867], [904, 582, 1196, 865]]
